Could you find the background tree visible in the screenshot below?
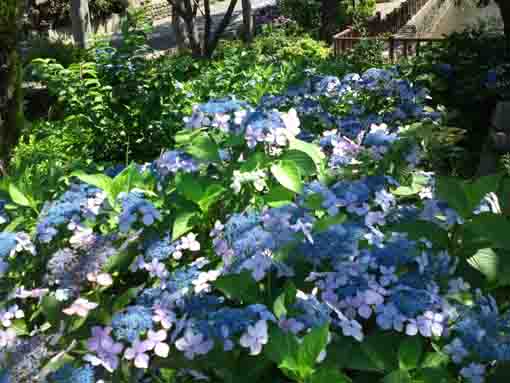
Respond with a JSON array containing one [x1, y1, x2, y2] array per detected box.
[[0, 0, 24, 164], [70, 0, 91, 48], [167, 0, 239, 58], [241, 0, 254, 42]]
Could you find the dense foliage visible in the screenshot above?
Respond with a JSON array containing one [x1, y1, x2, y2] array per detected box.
[[404, 26, 509, 176], [3, 54, 510, 383], [43, 0, 127, 26]]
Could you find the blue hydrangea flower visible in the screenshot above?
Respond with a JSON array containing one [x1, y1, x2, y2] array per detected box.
[[50, 364, 95, 383], [111, 305, 153, 342]]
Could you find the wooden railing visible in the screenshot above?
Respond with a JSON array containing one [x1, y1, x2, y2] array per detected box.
[[333, 30, 445, 62]]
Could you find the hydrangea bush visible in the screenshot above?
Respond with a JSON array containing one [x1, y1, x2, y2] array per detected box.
[[1, 67, 510, 383]]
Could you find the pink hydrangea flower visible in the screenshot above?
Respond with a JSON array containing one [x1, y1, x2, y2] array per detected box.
[[144, 329, 170, 358]]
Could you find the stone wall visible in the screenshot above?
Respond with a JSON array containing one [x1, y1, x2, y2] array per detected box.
[[142, 1, 173, 22]]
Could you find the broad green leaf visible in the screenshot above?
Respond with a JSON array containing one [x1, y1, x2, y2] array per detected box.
[[436, 175, 501, 218], [265, 185, 295, 208], [273, 282, 297, 319], [111, 164, 146, 200], [420, 352, 449, 368], [198, 184, 226, 212], [347, 332, 400, 372], [388, 220, 449, 249], [41, 295, 63, 325], [185, 135, 220, 162], [307, 367, 351, 383], [466, 213, 510, 249], [172, 210, 198, 240], [398, 336, 423, 370], [416, 367, 451, 383], [468, 248, 498, 282], [288, 137, 325, 168], [435, 176, 470, 217], [213, 272, 260, 303], [281, 150, 317, 176], [271, 160, 303, 194], [264, 325, 301, 375], [313, 214, 347, 233], [8, 183, 31, 207], [176, 173, 205, 203], [382, 370, 412, 383], [491, 362, 510, 382], [12, 319, 28, 335], [71, 171, 112, 193], [298, 324, 330, 370]]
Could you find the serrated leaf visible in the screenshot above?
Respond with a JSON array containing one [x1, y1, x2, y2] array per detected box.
[[271, 160, 303, 194], [398, 336, 423, 370]]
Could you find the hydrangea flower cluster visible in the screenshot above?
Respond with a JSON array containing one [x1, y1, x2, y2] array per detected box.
[[2, 66, 507, 382], [36, 184, 107, 243], [118, 190, 161, 232]]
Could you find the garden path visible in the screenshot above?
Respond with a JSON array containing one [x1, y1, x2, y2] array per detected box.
[[140, 0, 276, 52]]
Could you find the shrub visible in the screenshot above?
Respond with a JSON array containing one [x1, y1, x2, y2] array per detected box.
[[4, 66, 508, 383]]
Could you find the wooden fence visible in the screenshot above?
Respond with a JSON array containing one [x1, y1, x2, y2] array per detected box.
[[333, 29, 445, 62], [364, 0, 431, 35]]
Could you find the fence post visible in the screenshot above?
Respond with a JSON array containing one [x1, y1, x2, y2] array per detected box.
[[389, 36, 395, 64]]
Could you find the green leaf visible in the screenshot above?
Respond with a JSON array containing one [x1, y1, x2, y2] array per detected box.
[[347, 332, 400, 372], [436, 175, 501, 218], [420, 352, 449, 368], [198, 184, 226, 212], [288, 137, 325, 169], [113, 285, 145, 312], [416, 367, 451, 383], [313, 214, 347, 233], [307, 367, 351, 383], [41, 295, 63, 325], [298, 324, 330, 369], [468, 248, 499, 282], [281, 150, 316, 177], [388, 220, 449, 249], [271, 160, 303, 194], [176, 173, 205, 203], [466, 213, 510, 249], [382, 370, 412, 383], [185, 134, 220, 162], [264, 325, 301, 373], [398, 336, 423, 370], [71, 171, 112, 194], [265, 185, 295, 208], [273, 282, 297, 319], [172, 210, 198, 240], [111, 164, 146, 201], [213, 272, 260, 304], [8, 183, 31, 207]]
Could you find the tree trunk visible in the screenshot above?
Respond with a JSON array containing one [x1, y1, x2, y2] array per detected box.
[[70, 0, 91, 49], [495, 0, 510, 52], [319, 0, 340, 42], [0, 0, 24, 163], [241, 0, 253, 42], [205, 0, 239, 57], [172, 1, 188, 53]]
